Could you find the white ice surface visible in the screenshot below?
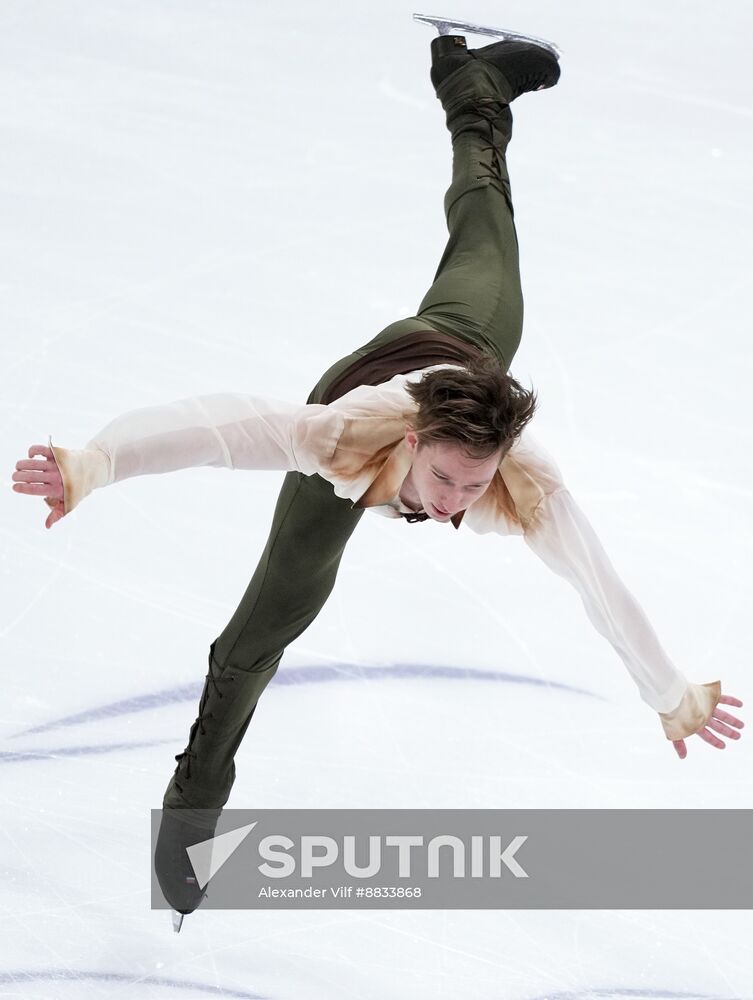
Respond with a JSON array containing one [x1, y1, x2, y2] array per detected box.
[[1, 1, 752, 998]]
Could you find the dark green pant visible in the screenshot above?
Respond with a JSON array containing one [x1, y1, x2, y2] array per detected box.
[[164, 60, 524, 811]]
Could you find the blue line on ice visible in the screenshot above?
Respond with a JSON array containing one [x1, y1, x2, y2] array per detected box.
[[14, 663, 602, 737], [0, 739, 179, 763]]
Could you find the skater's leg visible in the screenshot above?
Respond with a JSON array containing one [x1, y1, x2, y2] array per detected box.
[[416, 181, 522, 369], [415, 59, 524, 368], [163, 467, 363, 812], [305, 49, 543, 406], [337, 59, 525, 373]]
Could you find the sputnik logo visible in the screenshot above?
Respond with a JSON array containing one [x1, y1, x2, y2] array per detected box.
[[185, 822, 257, 890]]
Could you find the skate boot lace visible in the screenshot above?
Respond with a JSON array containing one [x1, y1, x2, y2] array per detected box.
[[471, 96, 511, 185], [174, 648, 236, 788], [474, 44, 557, 102]]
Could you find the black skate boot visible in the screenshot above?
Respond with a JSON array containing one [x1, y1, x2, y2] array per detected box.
[[155, 639, 255, 930], [154, 805, 221, 931], [431, 35, 560, 100]]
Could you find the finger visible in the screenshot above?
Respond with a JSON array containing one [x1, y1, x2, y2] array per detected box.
[[12, 483, 60, 496], [673, 739, 687, 759], [697, 727, 725, 749], [713, 709, 744, 729], [45, 508, 63, 529], [16, 459, 56, 471], [12, 471, 57, 484], [719, 695, 743, 708], [28, 445, 54, 460], [706, 717, 741, 740]]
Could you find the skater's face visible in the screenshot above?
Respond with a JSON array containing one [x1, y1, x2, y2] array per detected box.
[[404, 430, 501, 521]]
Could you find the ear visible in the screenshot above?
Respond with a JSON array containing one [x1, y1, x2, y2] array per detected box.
[[404, 427, 419, 453]]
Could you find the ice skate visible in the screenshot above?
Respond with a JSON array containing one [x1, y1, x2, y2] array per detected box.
[[416, 12, 561, 98], [154, 807, 220, 932]]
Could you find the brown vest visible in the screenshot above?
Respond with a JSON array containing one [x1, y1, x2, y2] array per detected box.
[[319, 330, 484, 404]]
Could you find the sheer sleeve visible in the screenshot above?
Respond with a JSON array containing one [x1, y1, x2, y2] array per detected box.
[[48, 393, 344, 515], [522, 488, 689, 713], [522, 488, 722, 739]]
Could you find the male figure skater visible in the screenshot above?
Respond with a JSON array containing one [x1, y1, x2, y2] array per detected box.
[[11, 36, 744, 918]]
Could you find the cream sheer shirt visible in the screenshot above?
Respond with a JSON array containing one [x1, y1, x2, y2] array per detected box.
[[47, 366, 721, 741]]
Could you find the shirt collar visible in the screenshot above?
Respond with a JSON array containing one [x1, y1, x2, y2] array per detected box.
[[352, 440, 465, 530]]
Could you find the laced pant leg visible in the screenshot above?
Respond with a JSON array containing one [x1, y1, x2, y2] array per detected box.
[[301, 65, 526, 388], [416, 61, 524, 369], [163, 423, 364, 811]]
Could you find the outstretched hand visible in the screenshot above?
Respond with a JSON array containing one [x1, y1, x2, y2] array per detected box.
[[12, 445, 65, 529], [672, 694, 744, 759]]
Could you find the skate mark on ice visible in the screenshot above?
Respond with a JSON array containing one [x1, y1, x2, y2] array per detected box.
[[0, 969, 268, 998], [0, 738, 179, 763], [14, 680, 205, 737], [14, 663, 601, 737]]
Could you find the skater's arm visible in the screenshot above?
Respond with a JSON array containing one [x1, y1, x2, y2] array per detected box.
[[488, 428, 743, 748], [523, 487, 697, 713], [522, 486, 743, 747], [12, 393, 344, 523]]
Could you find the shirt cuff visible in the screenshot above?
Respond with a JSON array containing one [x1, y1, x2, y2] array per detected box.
[[658, 680, 722, 740], [48, 436, 111, 515]]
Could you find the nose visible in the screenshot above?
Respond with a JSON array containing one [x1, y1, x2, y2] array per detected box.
[[438, 490, 462, 513]]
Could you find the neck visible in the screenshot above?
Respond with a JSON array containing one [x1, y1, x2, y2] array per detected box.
[[398, 468, 422, 512]]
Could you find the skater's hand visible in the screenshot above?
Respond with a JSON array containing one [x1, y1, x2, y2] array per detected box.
[[672, 694, 744, 759], [12, 445, 66, 529]]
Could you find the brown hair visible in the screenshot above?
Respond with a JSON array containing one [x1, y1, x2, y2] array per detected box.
[[404, 353, 537, 459]]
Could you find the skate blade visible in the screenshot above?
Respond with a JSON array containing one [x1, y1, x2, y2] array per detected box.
[[172, 910, 184, 933], [413, 12, 561, 59]]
